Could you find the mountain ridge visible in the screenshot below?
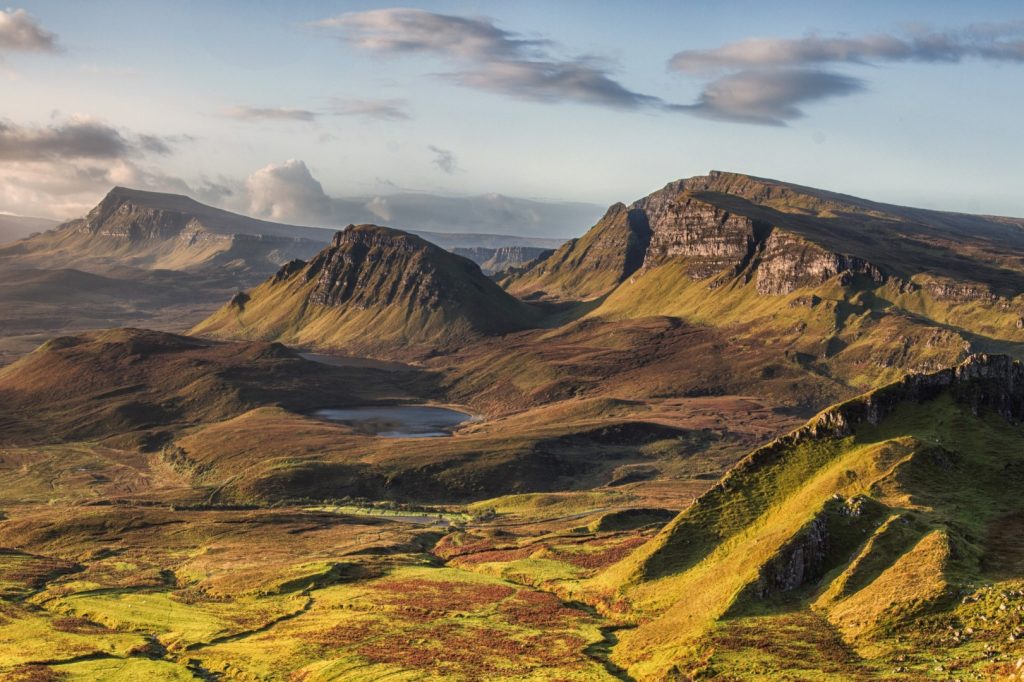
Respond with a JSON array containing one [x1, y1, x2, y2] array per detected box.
[[585, 352, 1024, 679]]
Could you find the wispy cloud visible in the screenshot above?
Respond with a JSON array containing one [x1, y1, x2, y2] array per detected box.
[[330, 98, 411, 120], [447, 59, 662, 109], [669, 23, 1024, 74], [0, 116, 191, 219], [427, 145, 458, 174], [0, 8, 59, 54], [668, 69, 865, 126], [313, 8, 664, 111], [314, 8, 548, 61], [0, 116, 174, 161], [223, 106, 318, 122], [664, 22, 1024, 124]]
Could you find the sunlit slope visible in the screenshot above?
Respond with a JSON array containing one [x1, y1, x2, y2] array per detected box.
[[0, 186, 330, 278], [193, 224, 541, 357], [563, 171, 1024, 390], [587, 354, 1024, 680], [503, 202, 651, 301]]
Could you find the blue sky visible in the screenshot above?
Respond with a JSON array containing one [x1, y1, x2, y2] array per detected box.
[[2, 0, 1023, 234]]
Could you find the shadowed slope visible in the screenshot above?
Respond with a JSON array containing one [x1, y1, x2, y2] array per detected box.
[[0, 327, 425, 443]]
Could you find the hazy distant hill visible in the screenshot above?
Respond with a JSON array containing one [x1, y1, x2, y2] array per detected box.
[[0, 214, 57, 244], [0, 187, 566, 283]]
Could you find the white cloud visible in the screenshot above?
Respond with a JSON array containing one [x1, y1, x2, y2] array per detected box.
[[244, 159, 334, 224], [330, 98, 411, 120], [0, 8, 59, 54]]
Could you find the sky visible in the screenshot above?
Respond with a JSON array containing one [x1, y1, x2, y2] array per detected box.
[[1, 0, 1023, 236]]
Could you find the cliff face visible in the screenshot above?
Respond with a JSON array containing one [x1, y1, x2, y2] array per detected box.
[[628, 175, 889, 293], [192, 224, 539, 356]]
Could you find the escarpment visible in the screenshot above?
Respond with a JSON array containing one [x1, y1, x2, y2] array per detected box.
[[0, 186, 331, 279]]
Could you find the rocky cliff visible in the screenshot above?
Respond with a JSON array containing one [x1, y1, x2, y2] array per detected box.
[[192, 224, 540, 356], [452, 245, 553, 275], [508, 170, 1024, 392]]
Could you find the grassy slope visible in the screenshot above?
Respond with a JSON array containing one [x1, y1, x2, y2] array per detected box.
[[590, 258, 1024, 392], [194, 226, 541, 358], [504, 203, 644, 301], [583, 386, 1024, 680]]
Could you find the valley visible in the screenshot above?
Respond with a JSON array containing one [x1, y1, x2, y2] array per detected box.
[[0, 172, 1022, 680]]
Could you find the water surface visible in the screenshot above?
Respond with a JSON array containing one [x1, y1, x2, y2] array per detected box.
[[314, 405, 474, 438]]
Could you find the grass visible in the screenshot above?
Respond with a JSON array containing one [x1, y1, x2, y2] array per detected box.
[[51, 658, 196, 682], [580, 389, 1024, 680]]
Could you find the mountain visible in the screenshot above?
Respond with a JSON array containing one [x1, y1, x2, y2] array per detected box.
[[508, 171, 1024, 389], [452, 245, 554, 275], [0, 187, 332, 280], [0, 214, 57, 244], [192, 224, 541, 357], [0, 188, 568, 284], [587, 353, 1024, 680], [502, 202, 651, 300]]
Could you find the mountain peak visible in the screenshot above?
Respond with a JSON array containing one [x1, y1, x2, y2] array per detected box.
[[332, 223, 431, 248], [193, 224, 539, 357]]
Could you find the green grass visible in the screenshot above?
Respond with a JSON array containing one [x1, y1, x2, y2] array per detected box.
[[582, 390, 1024, 680]]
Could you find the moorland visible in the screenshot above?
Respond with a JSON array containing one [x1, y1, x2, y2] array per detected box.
[[0, 171, 1022, 681]]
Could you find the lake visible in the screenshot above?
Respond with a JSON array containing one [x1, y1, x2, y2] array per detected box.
[[313, 405, 475, 438]]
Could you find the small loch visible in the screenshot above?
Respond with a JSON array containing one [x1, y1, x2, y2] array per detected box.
[[313, 405, 475, 438]]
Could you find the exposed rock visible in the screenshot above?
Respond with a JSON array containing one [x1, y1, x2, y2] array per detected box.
[[752, 514, 830, 597], [452, 246, 553, 275], [753, 231, 885, 295], [271, 259, 306, 283], [924, 279, 997, 304], [228, 291, 249, 310], [634, 190, 766, 278]]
